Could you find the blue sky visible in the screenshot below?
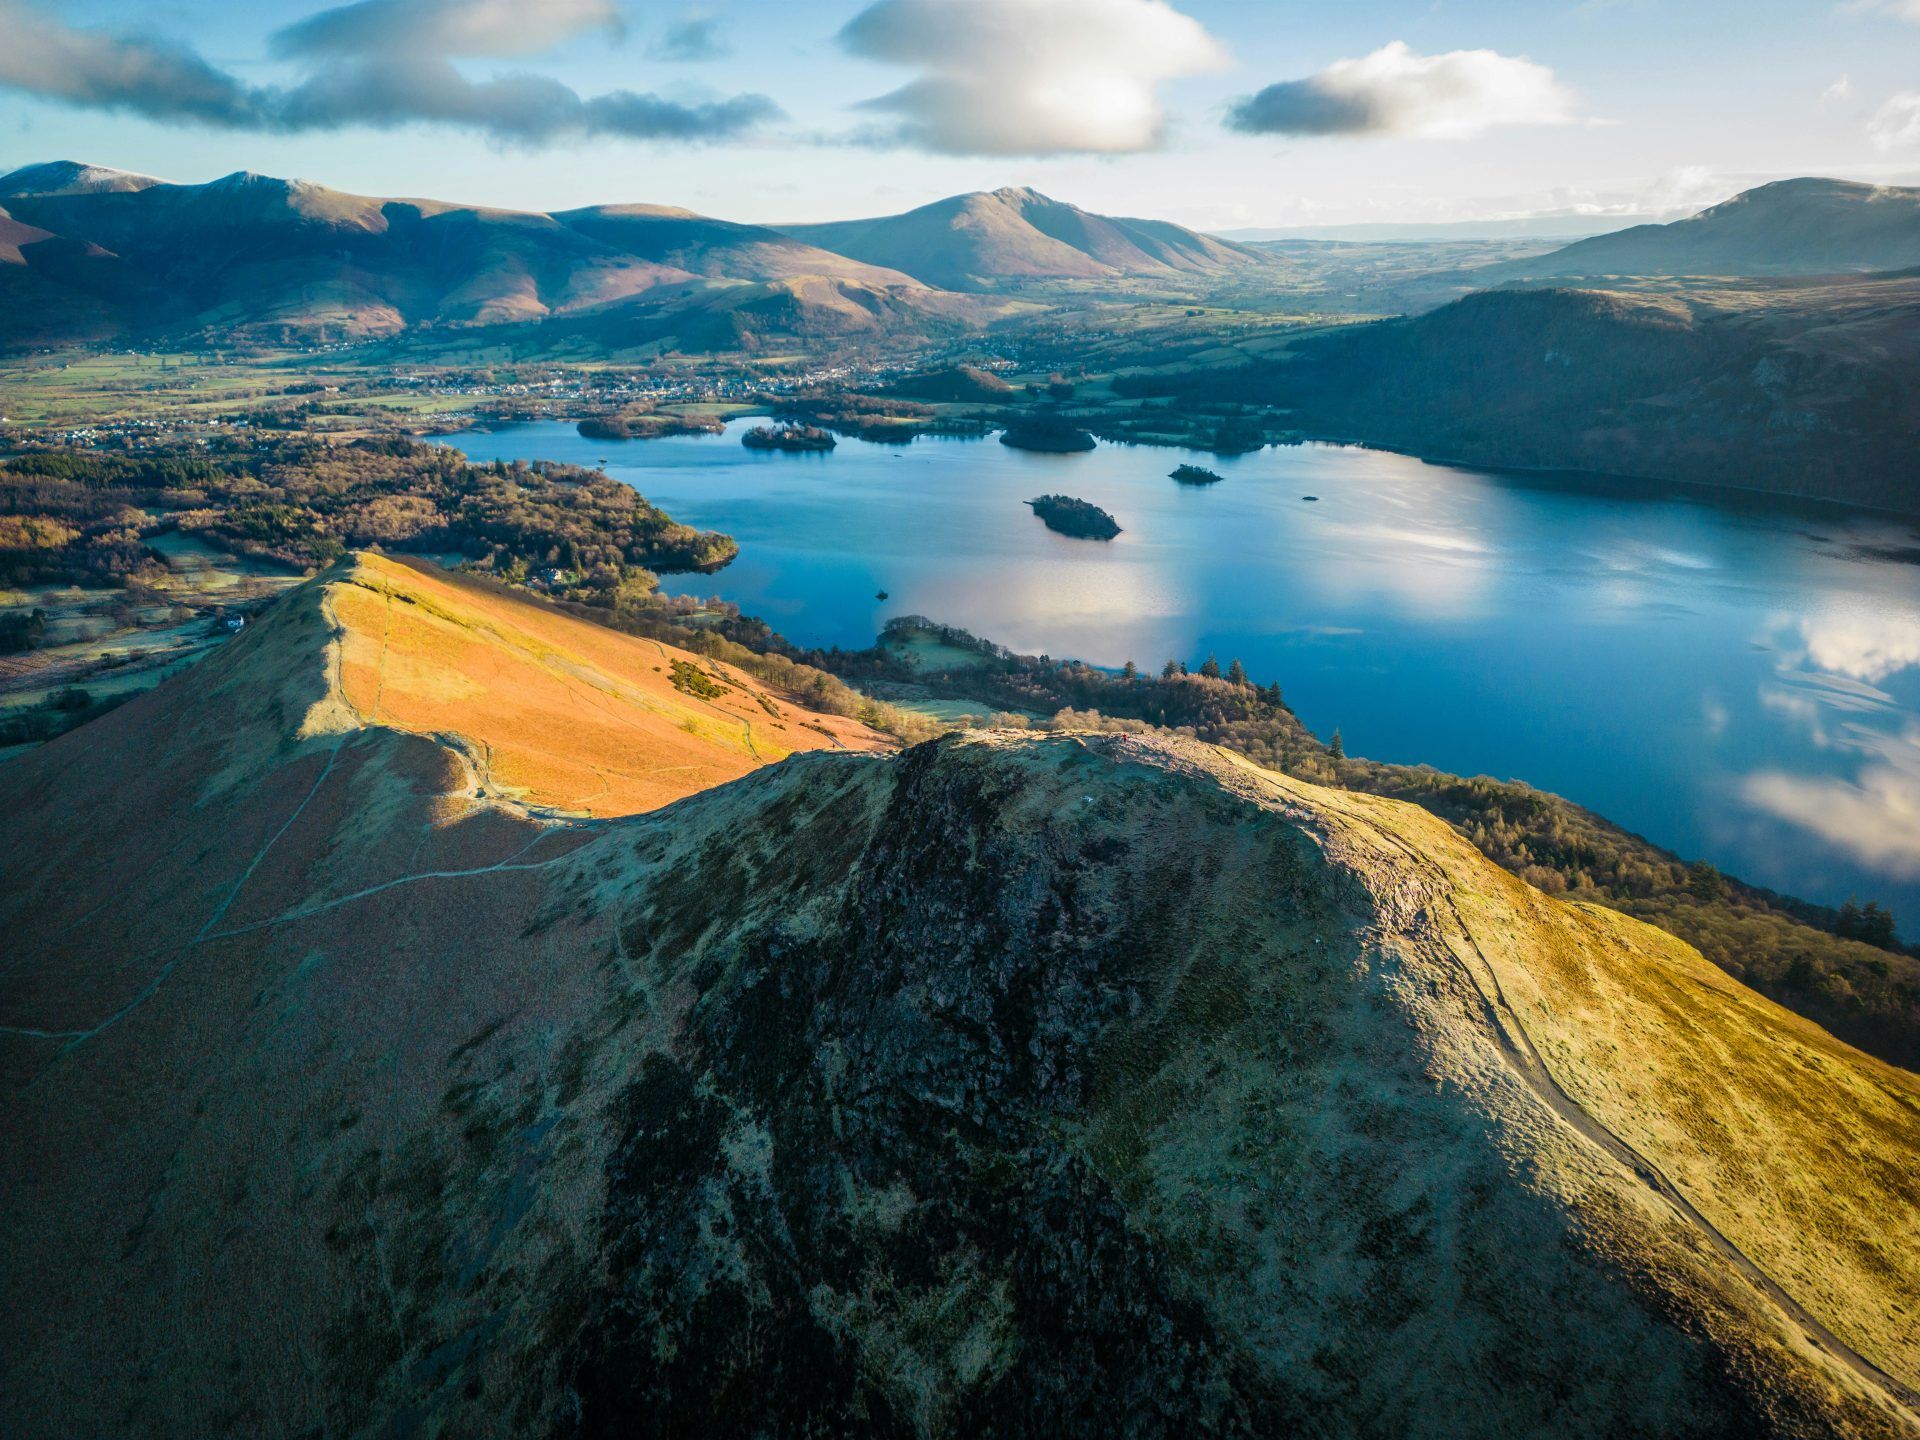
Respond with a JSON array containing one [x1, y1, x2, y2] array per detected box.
[[2, 0, 1917, 227]]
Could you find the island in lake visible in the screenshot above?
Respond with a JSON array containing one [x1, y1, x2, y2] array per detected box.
[[1000, 415, 1097, 453], [742, 423, 837, 452], [578, 409, 723, 441], [1171, 464, 1223, 485], [1027, 494, 1121, 539]]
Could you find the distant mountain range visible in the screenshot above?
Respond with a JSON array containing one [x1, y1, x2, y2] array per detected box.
[[7, 163, 1920, 365], [0, 164, 1265, 351], [1477, 179, 1920, 280], [0, 161, 970, 352]]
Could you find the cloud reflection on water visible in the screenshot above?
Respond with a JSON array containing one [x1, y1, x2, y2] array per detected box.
[[1742, 607, 1920, 884]]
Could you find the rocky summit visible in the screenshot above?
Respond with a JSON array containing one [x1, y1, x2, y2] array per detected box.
[[2, 556, 1916, 1438]]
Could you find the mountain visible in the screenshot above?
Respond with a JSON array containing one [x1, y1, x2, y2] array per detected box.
[[0, 163, 972, 351], [1258, 276, 1920, 511], [434, 272, 996, 362], [0, 167, 696, 342], [0, 165, 1273, 350], [0, 198, 149, 347], [3, 552, 1917, 1437], [0, 159, 163, 196], [1481, 179, 1920, 280], [779, 185, 1268, 291]]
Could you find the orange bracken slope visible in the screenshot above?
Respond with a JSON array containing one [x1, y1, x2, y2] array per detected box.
[[326, 552, 884, 817]]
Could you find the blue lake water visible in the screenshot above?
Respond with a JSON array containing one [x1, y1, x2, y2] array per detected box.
[[449, 418, 1920, 926]]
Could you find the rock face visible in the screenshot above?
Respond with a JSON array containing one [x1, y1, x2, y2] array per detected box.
[[2, 558, 1918, 1438]]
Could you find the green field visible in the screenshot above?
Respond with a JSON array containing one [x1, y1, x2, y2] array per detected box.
[[0, 534, 303, 750]]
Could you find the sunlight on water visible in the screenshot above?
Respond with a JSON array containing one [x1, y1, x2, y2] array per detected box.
[[450, 419, 1920, 920]]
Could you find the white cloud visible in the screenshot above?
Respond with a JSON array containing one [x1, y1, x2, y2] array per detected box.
[[1742, 607, 1920, 880], [0, 0, 780, 144], [1741, 767, 1920, 878], [838, 0, 1228, 156], [1868, 92, 1920, 151], [0, 0, 261, 125], [1822, 74, 1855, 106], [1227, 41, 1576, 140]]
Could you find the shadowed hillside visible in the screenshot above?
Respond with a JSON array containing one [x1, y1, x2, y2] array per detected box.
[[1142, 278, 1920, 512], [1, 555, 1916, 1437], [1480, 179, 1920, 281]]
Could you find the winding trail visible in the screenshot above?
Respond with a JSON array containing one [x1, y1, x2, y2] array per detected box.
[[1336, 798, 1920, 1424], [642, 639, 763, 760]]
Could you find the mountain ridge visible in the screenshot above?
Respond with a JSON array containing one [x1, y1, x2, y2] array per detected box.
[[1, 552, 1915, 1436], [0, 162, 969, 349], [777, 184, 1269, 291]]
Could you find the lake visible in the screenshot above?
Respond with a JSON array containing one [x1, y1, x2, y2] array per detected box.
[[449, 419, 1920, 927]]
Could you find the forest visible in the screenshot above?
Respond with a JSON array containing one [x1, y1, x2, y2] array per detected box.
[[0, 440, 737, 591]]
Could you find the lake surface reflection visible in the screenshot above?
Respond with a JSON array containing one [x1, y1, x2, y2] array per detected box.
[[450, 419, 1920, 926]]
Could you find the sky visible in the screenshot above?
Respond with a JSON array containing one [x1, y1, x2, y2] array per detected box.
[[0, 0, 1917, 229]]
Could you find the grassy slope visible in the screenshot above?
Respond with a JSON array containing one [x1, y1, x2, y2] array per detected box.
[[319, 553, 885, 817], [1254, 760, 1920, 1393]]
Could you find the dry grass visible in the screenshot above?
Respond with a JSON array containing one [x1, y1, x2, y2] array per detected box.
[[325, 553, 886, 817]]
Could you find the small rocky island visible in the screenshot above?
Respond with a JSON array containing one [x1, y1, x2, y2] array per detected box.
[[1028, 494, 1121, 540], [742, 423, 837, 452], [1000, 415, 1097, 453], [1170, 464, 1223, 485]]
